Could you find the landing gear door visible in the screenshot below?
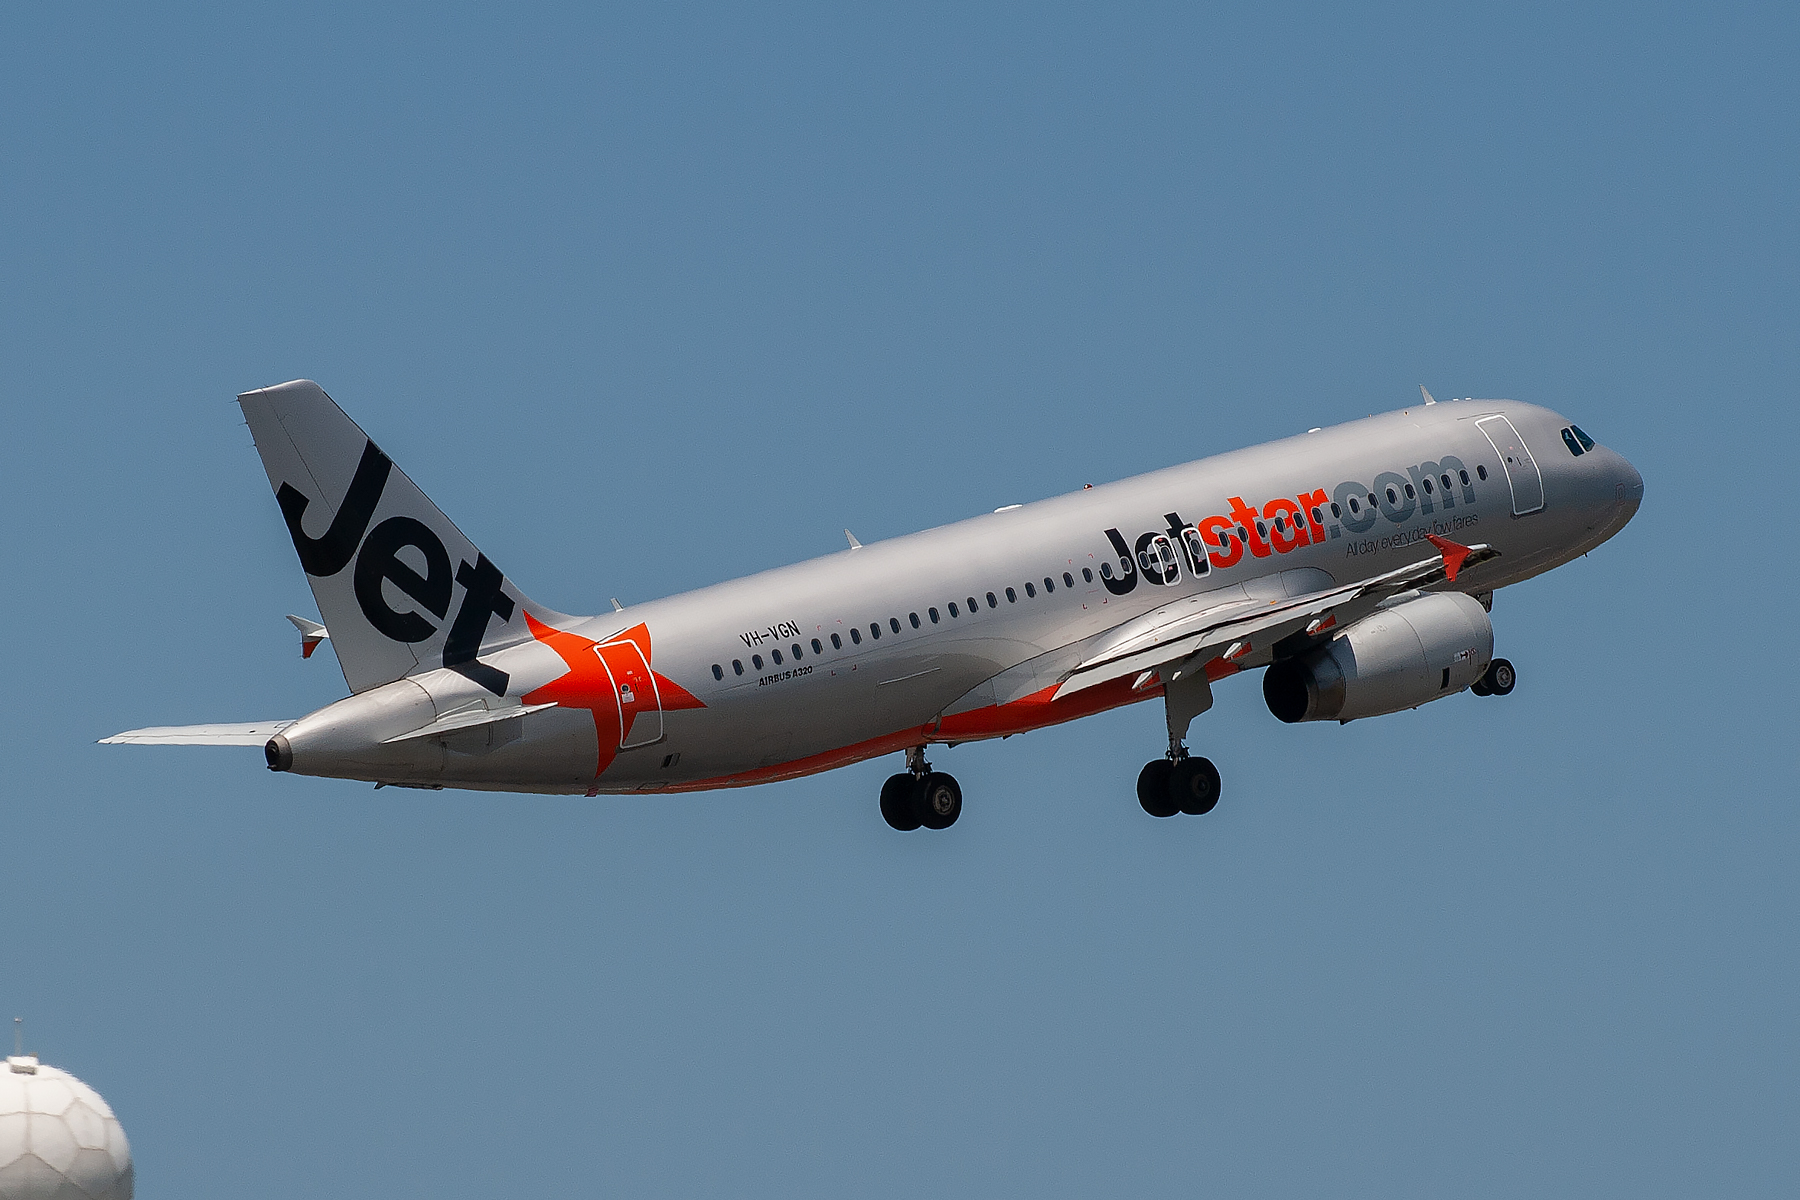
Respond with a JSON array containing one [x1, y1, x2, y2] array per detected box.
[[1476, 414, 1545, 516], [595, 638, 664, 748]]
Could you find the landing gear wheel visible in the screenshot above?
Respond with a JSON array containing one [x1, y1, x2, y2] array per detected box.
[[917, 772, 962, 830], [1484, 657, 1515, 696], [880, 773, 923, 831], [1169, 756, 1221, 815], [1470, 676, 1491, 696], [1137, 760, 1179, 818]]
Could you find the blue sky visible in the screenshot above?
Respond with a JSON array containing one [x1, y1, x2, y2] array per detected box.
[[2, 4, 1795, 1196]]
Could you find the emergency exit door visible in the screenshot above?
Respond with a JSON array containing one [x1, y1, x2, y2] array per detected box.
[[1476, 415, 1545, 516]]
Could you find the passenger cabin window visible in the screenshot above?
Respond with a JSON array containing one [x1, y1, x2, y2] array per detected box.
[[948, 602, 960, 617], [910, 612, 921, 628], [1562, 427, 1585, 457], [1330, 502, 1341, 517], [771, 649, 782, 665], [1064, 571, 1074, 587], [1025, 582, 1036, 598], [1476, 465, 1487, 481], [752, 654, 764, 669], [831, 633, 842, 649], [792, 643, 803, 660], [986, 592, 998, 608], [733, 659, 744, 675], [812, 638, 823, 654], [870, 623, 881, 639], [1571, 425, 1596, 452], [1100, 562, 1113, 579], [712, 664, 724, 680], [889, 617, 901, 633], [1044, 577, 1055, 593], [967, 596, 979, 612], [929, 607, 940, 623], [850, 628, 861, 645], [1005, 587, 1017, 603], [1082, 568, 1093, 583]]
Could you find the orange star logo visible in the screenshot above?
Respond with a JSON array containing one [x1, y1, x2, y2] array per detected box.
[[523, 613, 704, 785]]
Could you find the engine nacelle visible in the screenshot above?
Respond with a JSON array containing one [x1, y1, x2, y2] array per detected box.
[[1263, 592, 1493, 723]]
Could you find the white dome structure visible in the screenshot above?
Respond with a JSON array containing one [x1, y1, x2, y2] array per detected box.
[[0, 1054, 132, 1200]]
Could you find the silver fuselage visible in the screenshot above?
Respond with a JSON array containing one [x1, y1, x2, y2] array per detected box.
[[275, 400, 1642, 793]]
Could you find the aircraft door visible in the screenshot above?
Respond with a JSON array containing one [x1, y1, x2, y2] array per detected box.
[[594, 638, 664, 748], [1476, 415, 1545, 516], [1138, 534, 1181, 585], [1179, 526, 1211, 578]]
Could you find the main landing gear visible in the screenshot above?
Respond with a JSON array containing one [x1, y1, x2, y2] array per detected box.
[[1470, 657, 1516, 697], [880, 745, 963, 831], [1137, 658, 1223, 818], [1138, 753, 1222, 818]]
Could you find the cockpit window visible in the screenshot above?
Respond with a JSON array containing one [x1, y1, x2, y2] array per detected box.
[[1571, 425, 1595, 452], [1561, 428, 1585, 457]]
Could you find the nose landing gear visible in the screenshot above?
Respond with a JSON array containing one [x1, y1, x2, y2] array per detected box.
[[880, 745, 963, 831], [1470, 656, 1516, 697]]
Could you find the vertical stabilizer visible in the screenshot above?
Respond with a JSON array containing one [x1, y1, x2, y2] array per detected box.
[[239, 380, 574, 695]]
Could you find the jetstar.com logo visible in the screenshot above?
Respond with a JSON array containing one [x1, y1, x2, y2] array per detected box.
[[1097, 453, 1479, 594], [277, 440, 517, 695]]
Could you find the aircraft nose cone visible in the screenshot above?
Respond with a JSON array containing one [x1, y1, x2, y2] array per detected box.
[[1612, 453, 1644, 523]]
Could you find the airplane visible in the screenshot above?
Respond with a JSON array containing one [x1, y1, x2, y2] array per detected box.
[[104, 380, 1643, 829]]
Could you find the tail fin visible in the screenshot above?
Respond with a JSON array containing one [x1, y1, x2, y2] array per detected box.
[[239, 380, 573, 696]]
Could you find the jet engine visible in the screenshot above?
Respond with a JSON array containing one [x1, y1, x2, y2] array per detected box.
[[1262, 592, 1493, 723]]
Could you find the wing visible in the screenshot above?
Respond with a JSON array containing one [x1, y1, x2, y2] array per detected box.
[[99, 721, 296, 746], [1053, 537, 1500, 700]]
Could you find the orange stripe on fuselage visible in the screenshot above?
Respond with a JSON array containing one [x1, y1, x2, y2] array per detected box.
[[665, 656, 1240, 791]]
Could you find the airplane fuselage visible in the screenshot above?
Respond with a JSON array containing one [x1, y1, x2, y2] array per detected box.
[[265, 398, 1642, 795]]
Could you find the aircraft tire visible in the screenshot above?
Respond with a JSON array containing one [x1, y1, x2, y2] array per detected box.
[[1485, 658, 1516, 696], [917, 772, 962, 830], [1137, 760, 1179, 818], [880, 773, 923, 831], [1170, 756, 1221, 815], [1470, 676, 1491, 696]]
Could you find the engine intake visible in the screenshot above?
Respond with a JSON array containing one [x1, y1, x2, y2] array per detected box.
[[1263, 592, 1493, 723]]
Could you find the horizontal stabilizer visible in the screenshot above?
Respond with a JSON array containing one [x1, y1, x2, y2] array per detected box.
[[100, 721, 295, 746], [379, 702, 559, 744]]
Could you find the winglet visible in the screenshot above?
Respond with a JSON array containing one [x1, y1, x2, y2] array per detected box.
[[1420, 385, 1437, 405], [845, 529, 862, 550], [1425, 534, 1472, 582], [285, 614, 329, 659]]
